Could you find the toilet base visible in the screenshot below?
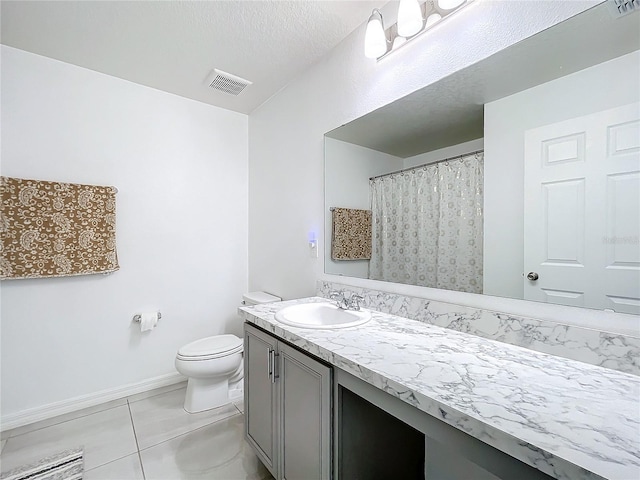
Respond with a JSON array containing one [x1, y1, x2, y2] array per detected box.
[[228, 380, 243, 402], [183, 377, 230, 413]]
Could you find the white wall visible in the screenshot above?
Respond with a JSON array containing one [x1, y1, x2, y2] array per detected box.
[[247, 1, 640, 334], [403, 138, 484, 169], [0, 46, 248, 422], [324, 138, 401, 278], [484, 50, 640, 299], [248, 0, 595, 300]]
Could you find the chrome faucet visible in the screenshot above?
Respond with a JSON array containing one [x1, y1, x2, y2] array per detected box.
[[329, 291, 348, 309], [349, 294, 364, 311], [329, 291, 364, 311]]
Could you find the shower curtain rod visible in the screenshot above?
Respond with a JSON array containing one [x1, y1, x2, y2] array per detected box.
[[369, 149, 484, 181]]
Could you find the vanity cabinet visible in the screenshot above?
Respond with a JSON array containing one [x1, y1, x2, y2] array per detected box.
[[244, 323, 331, 480]]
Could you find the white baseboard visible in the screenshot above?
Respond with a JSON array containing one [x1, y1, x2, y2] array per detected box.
[[1, 372, 186, 432]]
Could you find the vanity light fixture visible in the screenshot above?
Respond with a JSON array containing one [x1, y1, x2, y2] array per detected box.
[[364, 0, 474, 60], [392, 36, 407, 51], [425, 13, 442, 28], [438, 0, 466, 10], [364, 9, 388, 59], [397, 0, 423, 37]]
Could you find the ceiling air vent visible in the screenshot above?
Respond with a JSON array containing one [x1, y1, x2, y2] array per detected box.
[[206, 69, 252, 96], [607, 0, 639, 18]]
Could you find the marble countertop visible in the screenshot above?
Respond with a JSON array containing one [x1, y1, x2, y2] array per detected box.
[[239, 297, 640, 480]]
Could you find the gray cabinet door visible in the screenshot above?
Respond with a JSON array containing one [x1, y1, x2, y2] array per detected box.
[[244, 324, 279, 479], [278, 342, 331, 480]]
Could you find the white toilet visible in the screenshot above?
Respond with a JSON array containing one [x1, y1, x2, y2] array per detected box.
[[175, 291, 281, 413]]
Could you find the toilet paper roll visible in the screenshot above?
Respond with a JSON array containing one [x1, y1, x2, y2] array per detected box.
[[140, 312, 159, 332]]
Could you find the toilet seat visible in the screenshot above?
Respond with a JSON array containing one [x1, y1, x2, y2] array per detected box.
[[177, 334, 243, 361]]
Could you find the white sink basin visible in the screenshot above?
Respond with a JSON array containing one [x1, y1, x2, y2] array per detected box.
[[274, 302, 372, 329]]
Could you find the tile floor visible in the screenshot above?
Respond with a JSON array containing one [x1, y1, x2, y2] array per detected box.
[[0, 383, 273, 479]]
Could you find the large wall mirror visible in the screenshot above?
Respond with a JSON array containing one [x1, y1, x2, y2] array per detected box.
[[324, 3, 640, 314]]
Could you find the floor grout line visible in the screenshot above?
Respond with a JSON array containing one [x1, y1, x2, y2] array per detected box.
[[136, 410, 243, 454], [2, 387, 248, 479], [127, 400, 146, 480], [82, 452, 139, 474], [3, 401, 127, 440], [2, 383, 187, 440]]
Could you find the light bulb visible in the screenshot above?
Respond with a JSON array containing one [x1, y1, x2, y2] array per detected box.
[[392, 36, 407, 50], [397, 0, 423, 37], [364, 9, 387, 59], [438, 0, 465, 10], [425, 13, 442, 28]]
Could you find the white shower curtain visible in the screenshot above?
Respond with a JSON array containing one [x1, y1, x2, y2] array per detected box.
[[369, 152, 484, 293]]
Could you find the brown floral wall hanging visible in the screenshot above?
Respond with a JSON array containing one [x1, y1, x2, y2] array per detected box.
[[0, 176, 119, 279]]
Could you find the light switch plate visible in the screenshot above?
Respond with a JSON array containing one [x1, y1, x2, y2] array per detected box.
[[309, 240, 319, 258]]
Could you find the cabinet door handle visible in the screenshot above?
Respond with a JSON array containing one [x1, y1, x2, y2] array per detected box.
[[272, 353, 280, 383], [268, 349, 274, 380]]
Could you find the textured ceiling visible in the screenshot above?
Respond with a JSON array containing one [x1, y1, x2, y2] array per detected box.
[[1, 0, 386, 114], [327, 3, 640, 158]]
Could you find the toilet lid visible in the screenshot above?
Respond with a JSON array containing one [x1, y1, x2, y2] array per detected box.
[[178, 334, 242, 358]]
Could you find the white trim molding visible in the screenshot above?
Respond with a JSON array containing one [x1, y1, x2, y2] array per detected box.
[[1, 372, 185, 432], [320, 274, 640, 337]]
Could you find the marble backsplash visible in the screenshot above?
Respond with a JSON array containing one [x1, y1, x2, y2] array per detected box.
[[318, 281, 640, 376]]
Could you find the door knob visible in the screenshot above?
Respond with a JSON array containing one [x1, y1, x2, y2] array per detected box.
[[527, 272, 539, 281]]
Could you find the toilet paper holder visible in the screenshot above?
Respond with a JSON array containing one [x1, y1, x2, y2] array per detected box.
[[133, 312, 162, 323]]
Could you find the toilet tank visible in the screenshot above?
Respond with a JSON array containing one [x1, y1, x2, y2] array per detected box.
[[242, 291, 281, 306]]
